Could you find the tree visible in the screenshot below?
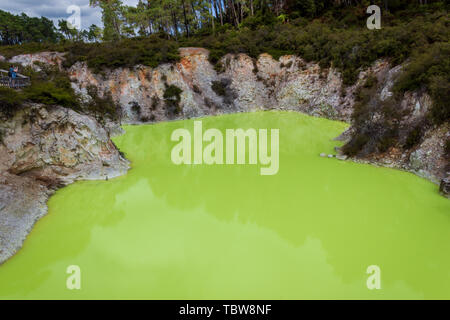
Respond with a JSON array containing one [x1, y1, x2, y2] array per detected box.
[[0, 10, 60, 45], [87, 24, 103, 42], [58, 19, 79, 40], [90, 0, 124, 41]]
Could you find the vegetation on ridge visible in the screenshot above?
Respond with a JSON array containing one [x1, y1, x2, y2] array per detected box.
[[0, 62, 120, 122], [0, 1, 448, 157]]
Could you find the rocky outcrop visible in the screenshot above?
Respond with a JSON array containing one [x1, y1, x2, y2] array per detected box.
[[9, 52, 65, 71], [65, 48, 448, 184], [68, 48, 353, 123], [0, 104, 129, 264], [0, 172, 50, 265], [440, 177, 450, 198], [336, 60, 448, 184], [408, 123, 449, 183]]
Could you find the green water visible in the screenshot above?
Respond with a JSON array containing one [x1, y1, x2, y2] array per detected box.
[[0, 111, 449, 299]]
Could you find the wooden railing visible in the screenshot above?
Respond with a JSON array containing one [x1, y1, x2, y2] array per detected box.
[[0, 69, 31, 89]]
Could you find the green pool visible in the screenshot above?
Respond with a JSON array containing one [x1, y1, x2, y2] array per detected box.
[[0, 111, 449, 299]]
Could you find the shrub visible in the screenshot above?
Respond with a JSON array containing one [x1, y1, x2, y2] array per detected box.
[[85, 85, 120, 122], [364, 74, 378, 88], [429, 75, 450, 125], [214, 62, 225, 73], [23, 81, 78, 107], [151, 95, 160, 110], [394, 43, 449, 93], [394, 43, 450, 125], [62, 36, 180, 73], [163, 84, 183, 116], [376, 127, 399, 153], [130, 101, 141, 115], [404, 125, 423, 149], [211, 80, 226, 96], [0, 87, 24, 117], [252, 60, 259, 74], [342, 134, 370, 157], [280, 61, 293, 69]]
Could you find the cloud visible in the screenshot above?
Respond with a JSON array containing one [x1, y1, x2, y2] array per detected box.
[[0, 0, 140, 30]]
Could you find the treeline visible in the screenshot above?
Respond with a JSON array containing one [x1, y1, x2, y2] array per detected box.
[[92, 0, 448, 40], [0, 10, 103, 45], [0, 10, 59, 45], [0, 1, 447, 44]]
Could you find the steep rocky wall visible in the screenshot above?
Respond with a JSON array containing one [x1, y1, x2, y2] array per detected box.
[[66, 47, 448, 186], [68, 47, 352, 123], [0, 105, 129, 264], [8, 52, 65, 71], [4, 48, 449, 187]]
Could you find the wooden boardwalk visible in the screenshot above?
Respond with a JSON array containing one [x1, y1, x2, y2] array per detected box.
[[0, 69, 31, 89]]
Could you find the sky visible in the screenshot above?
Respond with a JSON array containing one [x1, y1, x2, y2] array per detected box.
[[0, 0, 139, 30]]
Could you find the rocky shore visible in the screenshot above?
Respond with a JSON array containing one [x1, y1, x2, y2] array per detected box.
[[0, 47, 448, 263], [0, 105, 129, 264]]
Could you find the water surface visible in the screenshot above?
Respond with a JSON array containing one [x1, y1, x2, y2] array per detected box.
[[0, 111, 449, 299]]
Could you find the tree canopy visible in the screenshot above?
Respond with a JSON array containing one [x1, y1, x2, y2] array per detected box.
[[0, 10, 59, 45], [88, 0, 449, 40]]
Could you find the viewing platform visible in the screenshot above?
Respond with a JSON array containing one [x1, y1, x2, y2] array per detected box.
[[0, 69, 31, 89]]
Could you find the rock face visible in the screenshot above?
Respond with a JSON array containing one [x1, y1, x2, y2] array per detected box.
[[440, 177, 450, 198], [0, 172, 49, 265], [9, 52, 65, 71], [66, 50, 396, 125], [66, 48, 448, 184], [408, 124, 449, 183], [0, 105, 129, 264], [68, 47, 352, 123], [343, 61, 448, 185]]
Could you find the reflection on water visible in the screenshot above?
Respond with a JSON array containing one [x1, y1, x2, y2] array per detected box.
[[0, 111, 449, 299]]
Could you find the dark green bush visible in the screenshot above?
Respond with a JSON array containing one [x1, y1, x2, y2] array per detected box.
[[342, 134, 370, 157], [404, 125, 423, 149], [129, 101, 141, 115], [376, 127, 399, 153], [61, 36, 180, 73], [394, 43, 450, 93], [394, 43, 450, 125], [0, 87, 24, 117], [364, 74, 378, 88], [163, 84, 182, 100], [211, 81, 226, 96], [85, 85, 120, 122], [163, 84, 183, 116], [151, 95, 160, 110], [23, 81, 79, 107], [428, 75, 450, 125]]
